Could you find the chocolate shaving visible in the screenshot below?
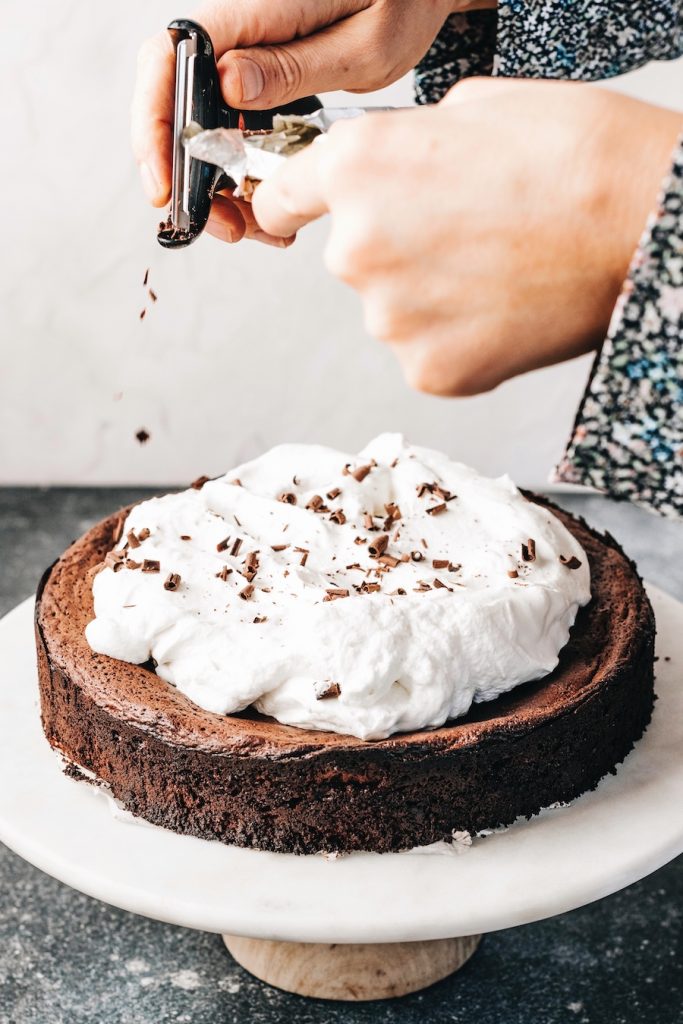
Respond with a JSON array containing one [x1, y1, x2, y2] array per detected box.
[[124, 559, 141, 570], [350, 463, 373, 482], [389, 588, 407, 596], [164, 572, 181, 592], [326, 487, 341, 500], [216, 566, 232, 581], [105, 549, 126, 571], [324, 588, 350, 601], [138, 528, 151, 541], [149, 289, 158, 303], [414, 581, 431, 592], [126, 530, 141, 549], [239, 584, 254, 600], [216, 537, 230, 552], [253, 615, 267, 624], [230, 538, 243, 557], [360, 581, 381, 594], [354, 536, 366, 545], [378, 554, 400, 568], [559, 555, 582, 570], [142, 559, 160, 573], [314, 680, 341, 700], [384, 502, 401, 522], [294, 546, 309, 567], [139, 309, 146, 321], [521, 538, 536, 563], [410, 550, 424, 562], [363, 512, 376, 531], [368, 534, 389, 558], [271, 544, 289, 552], [329, 509, 346, 525], [244, 552, 259, 571], [180, 535, 192, 541], [390, 458, 399, 468], [278, 492, 297, 505], [143, 268, 149, 286], [191, 475, 210, 490], [135, 428, 150, 444], [507, 569, 519, 579], [426, 503, 447, 516], [432, 559, 449, 569], [433, 486, 454, 502], [433, 578, 452, 591], [448, 562, 461, 573], [306, 494, 324, 511], [231, 478, 242, 487], [416, 482, 434, 498]]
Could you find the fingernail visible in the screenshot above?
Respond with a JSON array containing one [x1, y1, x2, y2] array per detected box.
[[235, 58, 264, 102], [140, 162, 159, 203]]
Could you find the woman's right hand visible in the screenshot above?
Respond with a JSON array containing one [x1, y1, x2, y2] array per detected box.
[[130, 0, 494, 242]]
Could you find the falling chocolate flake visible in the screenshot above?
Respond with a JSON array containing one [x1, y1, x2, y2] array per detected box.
[[124, 559, 142, 570], [507, 569, 519, 579], [314, 680, 341, 700], [164, 572, 181, 592], [127, 529, 141, 549], [329, 509, 346, 525], [326, 487, 341, 500], [278, 492, 297, 505], [368, 534, 389, 558], [411, 550, 424, 562], [426, 503, 447, 516], [271, 544, 290, 552], [149, 288, 158, 303], [180, 535, 192, 541], [143, 268, 149, 287], [324, 588, 350, 601], [432, 559, 449, 569], [135, 428, 150, 444], [216, 537, 230, 552], [191, 475, 211, 490], [142, 559, 160, 573], [239, 584, 255, 600], [138, 528, 151, 541], [230, 538, 243, 557], [521, 538, 536, 563], [559, 555, 582, 570], [216, 566, 233, 581], [390, 458, 399, 468], [139, 309, 146, 321], [306, 494, 324, 511]]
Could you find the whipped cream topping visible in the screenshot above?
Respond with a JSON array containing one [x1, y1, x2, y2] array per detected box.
[[86, 435, 590, 740]]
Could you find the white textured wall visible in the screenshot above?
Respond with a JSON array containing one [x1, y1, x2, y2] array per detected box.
[[1, 1, 681, 485]]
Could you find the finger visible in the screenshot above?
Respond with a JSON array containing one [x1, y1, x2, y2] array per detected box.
[[131, 31, 176, 205], [206, 195, 247, 243], [218, 10, 383, 109], [252, 142, 328, 236]]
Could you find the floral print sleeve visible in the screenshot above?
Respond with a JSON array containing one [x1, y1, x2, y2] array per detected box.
[[415, 1, 683, 517], [554, 141, 683, 518]]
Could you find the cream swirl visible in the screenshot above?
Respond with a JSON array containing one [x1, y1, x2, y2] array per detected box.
[[85, 434, 590, 739]]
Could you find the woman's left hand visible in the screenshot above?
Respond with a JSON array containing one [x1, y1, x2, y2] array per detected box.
[[253, 79, 682, 395]]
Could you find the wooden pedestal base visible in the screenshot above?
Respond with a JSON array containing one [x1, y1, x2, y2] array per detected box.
[[222, 933, 482, 1001]]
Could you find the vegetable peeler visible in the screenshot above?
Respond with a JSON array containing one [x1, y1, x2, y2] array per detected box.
[[157, 19, 320, 249]]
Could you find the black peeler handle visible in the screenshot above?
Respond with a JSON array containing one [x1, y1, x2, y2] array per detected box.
[[158, 19, 320, 249]]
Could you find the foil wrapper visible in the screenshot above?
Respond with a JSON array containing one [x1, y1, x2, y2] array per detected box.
[[183, 107, 374, 198]]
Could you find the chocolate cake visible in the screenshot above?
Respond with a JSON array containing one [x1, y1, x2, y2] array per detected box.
[[35, 496, 655, 854]]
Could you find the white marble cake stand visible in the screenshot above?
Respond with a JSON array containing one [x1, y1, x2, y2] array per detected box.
[[1, 588, 682, 1001]]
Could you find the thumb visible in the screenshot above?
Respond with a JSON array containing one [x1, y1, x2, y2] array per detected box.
[[218, 19, 383, 109]]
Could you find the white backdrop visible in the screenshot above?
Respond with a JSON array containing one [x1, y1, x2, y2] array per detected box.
[[1, 1, 681, 485]]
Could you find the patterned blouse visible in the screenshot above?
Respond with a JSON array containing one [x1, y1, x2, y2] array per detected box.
[[416, 1, 683, 519]]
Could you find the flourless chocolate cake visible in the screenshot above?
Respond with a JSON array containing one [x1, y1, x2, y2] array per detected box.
[[35, 494, 655, 854]]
